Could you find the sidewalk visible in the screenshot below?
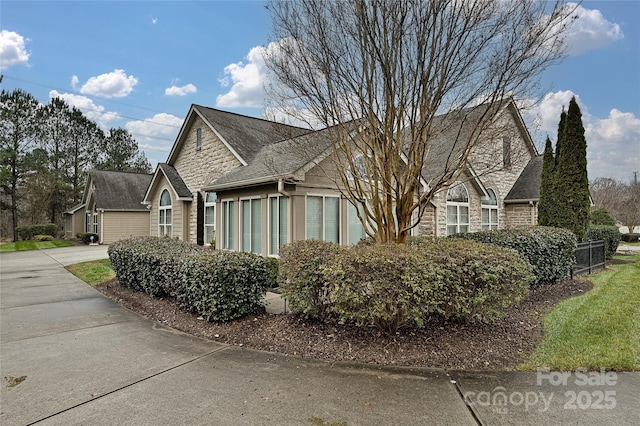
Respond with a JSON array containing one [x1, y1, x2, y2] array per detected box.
[[1, 246, 638, 425]]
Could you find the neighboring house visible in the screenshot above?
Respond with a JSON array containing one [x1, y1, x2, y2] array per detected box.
[[143, 101, 541, 256], [63, 203, 86, 240], [76, 170, 153, 244]]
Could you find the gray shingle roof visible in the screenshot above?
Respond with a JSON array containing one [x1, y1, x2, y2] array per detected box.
[[193, 105, 311, 164], [88, 170, 152, 210], [504, 155, 543, 202], [158, 163, 192, 198], [207, 128, 333, 189]]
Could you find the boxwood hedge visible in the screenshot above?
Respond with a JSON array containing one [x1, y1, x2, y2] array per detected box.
[[16, 224, 57, 240], [587, 225, 621, 259]]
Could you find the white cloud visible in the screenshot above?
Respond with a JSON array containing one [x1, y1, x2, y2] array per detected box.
[[0, 30, 30, 70], [49, 90, 118, 128], [126, 113, 183, 151], [151, 17, 158, 25], [523, 90, 639, 181], [562, 3, 623, 55], [72, 69, 139, 98], [216, 44, 272, 108], [165, 83, 197, 96]]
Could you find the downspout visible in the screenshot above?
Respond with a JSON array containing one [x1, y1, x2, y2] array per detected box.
[[277, 178, 291, 197]]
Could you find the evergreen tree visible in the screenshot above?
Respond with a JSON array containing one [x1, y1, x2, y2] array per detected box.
[[537, 136, 555, 226], [553, 97, 590, 239], [96, 128, 151, 173]]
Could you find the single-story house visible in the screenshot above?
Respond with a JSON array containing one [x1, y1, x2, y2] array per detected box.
[[63, 203, 86, 240], [141, 101, 542, 256], [75, 170, 153, 244]]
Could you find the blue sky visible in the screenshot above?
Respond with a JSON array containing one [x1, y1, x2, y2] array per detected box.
[[2, 1, 639, 181]]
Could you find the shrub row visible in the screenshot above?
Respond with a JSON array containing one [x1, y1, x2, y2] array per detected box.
[[77, 232, 100, 244], [108, 237, 268, 322], [587, 226, 621, 259], [621, 233, 639, 243], [454, 227, 576, 286], [16, 224, 57, 240], [34, 234, 54, 241], [279, 239, 533, 333]]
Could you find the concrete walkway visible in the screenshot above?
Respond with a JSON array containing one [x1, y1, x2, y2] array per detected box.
[[1, 246, 638, 425]]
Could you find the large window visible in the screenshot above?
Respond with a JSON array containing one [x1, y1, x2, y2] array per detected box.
[[269, 195, 288, 256], [306, 195, 340, 243], [221, 200, 235, 250], [159, 189, 172, 237], [241, 198, 262, 253], [204, 192, 216, 245], [446, 182, 469, 236], [482, 188, 499, 231], [347, 202, 366, 245]]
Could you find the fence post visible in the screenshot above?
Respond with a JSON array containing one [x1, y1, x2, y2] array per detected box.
[[589, 240, 593, 274]]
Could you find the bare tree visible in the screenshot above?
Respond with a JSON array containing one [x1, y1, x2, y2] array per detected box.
[[592, 176, 640, 234], [264, 0, 575, 243]]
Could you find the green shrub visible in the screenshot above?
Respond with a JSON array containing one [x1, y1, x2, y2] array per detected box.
[[176, 251, 267, 322], [587, 226, 621, 259], [278, 240, 342, 318], [621, 233, 639, 243], [264, 257, 279, 289], [454, 227, 576, 286], [16, 224, 57, 240], [77, 232, 100, 244], [589, 208, 616, 226], [108, 236, 200, 296], [33, 234, 54, 241], [324, 244, 434, 332]]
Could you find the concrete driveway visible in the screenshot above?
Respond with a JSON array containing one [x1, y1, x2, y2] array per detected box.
[[1, 246, 638, 425]]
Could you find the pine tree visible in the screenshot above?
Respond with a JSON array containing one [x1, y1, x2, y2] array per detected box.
[[553, 97, 590, 239], [537, 136, 555, 226]]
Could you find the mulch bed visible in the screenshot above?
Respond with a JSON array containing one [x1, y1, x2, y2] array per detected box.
[[95, 276, 593, 370]]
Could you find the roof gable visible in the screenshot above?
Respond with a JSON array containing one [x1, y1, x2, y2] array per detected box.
[[82, 170, 152, 211], [504, 155, 543, 202], [143, 163, 192, 204], [166, 104, 311, 166]]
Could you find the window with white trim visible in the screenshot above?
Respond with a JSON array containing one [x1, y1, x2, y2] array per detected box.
[[446, 182, 469, 236], [159, 189, 172, 237], [92, 205, 99, 234], [306, 195, 340, 243], [269, 195, 288, 256], [204, 192, 216, 245], [241, 198, 262, 253], [221, 200, 236, 250], [347, 201, 366, 245], [481, 188, 499, 231]]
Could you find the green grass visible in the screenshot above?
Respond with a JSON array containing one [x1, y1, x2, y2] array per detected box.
[[0, 240, 75, 252], [521, 254, 640, 371], [65, 258, 115, 286]]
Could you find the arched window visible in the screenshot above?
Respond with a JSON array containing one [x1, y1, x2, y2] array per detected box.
[[446, 182, 469, 235], [482, 188, 499, 231], [159, 189, 172, 237]]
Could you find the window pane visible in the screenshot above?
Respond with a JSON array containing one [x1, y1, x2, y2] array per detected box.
[[279, 197, 288, 250], [325, 197, 340, 243], [205, 226, 215, 245], [446, 205, 458, 224], [159, 210, 165, 224], [160, 189, 171, 206], [166, 208, 172, 224], [481, 208, 489, 224], [206, 192, 217, 203], [242, 200, 251, 252], [459, 225, 469, 234], [460, 206, 469, 225], [205, 205, 215, 225], [228, 202, 235, 249], [491, 209, 498, 224], [348, 202, 365, 245], [447, 225, 457, 236], [270, 198, 278, 255], [251, 199, 261, 254], [307, 196, 323, 240]]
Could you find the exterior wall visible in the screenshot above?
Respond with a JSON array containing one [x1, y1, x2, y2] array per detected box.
[[505, 202, 538, 228], [149, 174, 185, 241], [100, 211, 150, 244], [64, 209, 85, 239], [171, 115, 242, 243]]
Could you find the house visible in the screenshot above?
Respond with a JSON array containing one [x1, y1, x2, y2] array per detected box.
[[63, 203, 86, 240], [74, 170, 153, 244], [142, 101, 541, 256]]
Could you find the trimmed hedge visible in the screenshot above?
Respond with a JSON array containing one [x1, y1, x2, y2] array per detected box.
[[177, 251, 267, 322], [77, 232, 100, 244], [108, 236, 268, 322], [108, 236, 202, 296], [279, 238, 532, 333], [621, 233, 639, 243], [278, 240, 342, 318], [16, 224, 57, 240], [587, 226, 621, 259], [454, 227, 576, 286], [34, 234, 54, 241]]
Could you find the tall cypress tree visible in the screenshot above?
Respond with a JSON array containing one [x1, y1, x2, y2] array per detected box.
[[537, 136, 555, 226], [553, 97, 590, 239]]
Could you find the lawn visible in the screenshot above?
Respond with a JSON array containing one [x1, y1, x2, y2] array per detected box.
[[521, 254, 640, 371], [0, 240, 75, 252], [65, 258, 115, 286]]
